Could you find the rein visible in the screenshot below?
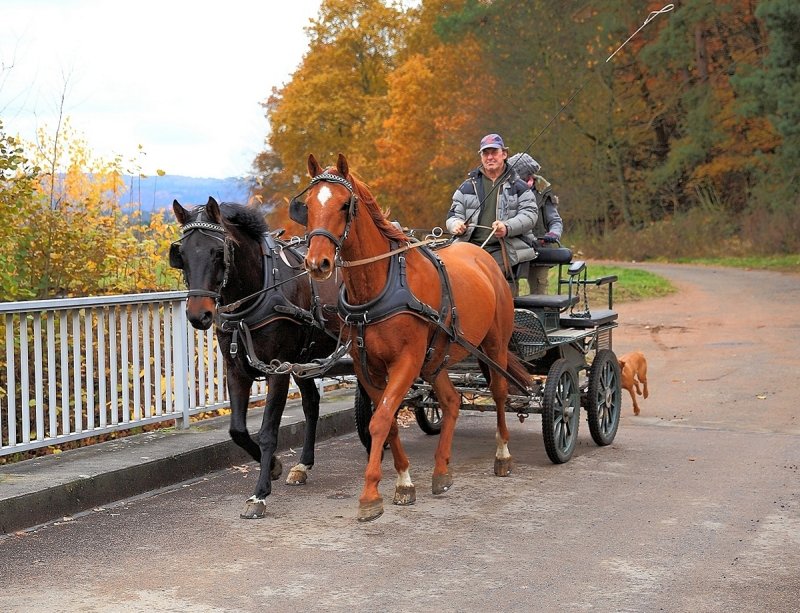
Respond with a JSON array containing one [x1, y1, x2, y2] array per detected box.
[[337, 237, 443, 268], [217, 267, 310, 314]]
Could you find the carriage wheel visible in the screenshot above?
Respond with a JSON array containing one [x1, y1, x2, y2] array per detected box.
[[541, 358, 580, 464], [586, 349, 621, 446], [354, 381, 374, 451], [414, 391, 443, 435]]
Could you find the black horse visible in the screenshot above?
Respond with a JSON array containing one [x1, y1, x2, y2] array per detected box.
[[170, 197, 343, 519]]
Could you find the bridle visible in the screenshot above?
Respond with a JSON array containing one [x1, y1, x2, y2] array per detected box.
[[169, 216, 231, 301], [290, 172, 358, 251], [292, 172, 451, 269]]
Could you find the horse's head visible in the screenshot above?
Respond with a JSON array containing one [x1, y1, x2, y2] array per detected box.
[[170, 197, 229, 330], [294, 153, 357, 281]]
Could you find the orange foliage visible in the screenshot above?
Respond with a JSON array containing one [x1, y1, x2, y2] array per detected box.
[[375, 37, 496, 229]]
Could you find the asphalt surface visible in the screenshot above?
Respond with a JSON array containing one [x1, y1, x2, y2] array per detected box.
[[0, 389, 358, 534], [0, 263, 798, 613]]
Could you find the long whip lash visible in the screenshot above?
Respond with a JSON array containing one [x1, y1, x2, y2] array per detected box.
[[511, 4, 674, 169], [462, 4, 675, 231]]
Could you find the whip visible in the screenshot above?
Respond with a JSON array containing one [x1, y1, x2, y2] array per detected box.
[[511, 4, 675, 169]]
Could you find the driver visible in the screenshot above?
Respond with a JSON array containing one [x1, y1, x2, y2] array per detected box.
[[446, 133, 538, 295]]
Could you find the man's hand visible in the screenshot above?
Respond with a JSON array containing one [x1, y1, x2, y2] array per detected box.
[[491, 221, 508, 238], [541, 232, 559, 243], [452, 220, 467, 235]]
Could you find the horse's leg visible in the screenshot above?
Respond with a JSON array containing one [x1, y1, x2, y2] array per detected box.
[[488, 361, 513, 477], [358, 367, 417, 523], [285, 375, 321, 485], [240, 373, 290, 519], [429, 371, 461, 494], [388, 417, 416, 506], [227, 372, 262, 462]]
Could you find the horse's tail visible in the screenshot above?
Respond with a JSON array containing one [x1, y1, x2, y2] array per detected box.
[[505, 350, 531, 394]]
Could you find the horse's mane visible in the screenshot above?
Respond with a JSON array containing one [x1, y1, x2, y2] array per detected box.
[[216, 202, 270, 241], [338, 170, 410, 244]]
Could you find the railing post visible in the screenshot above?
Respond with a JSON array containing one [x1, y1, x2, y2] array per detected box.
[[172, 298, 191, 429]]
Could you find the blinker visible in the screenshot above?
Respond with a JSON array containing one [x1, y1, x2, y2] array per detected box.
[[289, 198, 308, 226], [169, 242, 183, 269]]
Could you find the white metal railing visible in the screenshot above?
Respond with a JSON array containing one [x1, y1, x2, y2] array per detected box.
[[0, 291, 272, 457]]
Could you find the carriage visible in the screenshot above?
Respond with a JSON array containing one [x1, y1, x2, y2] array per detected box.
[[171, 155, 623, 521], [350, 244, 623, 465]]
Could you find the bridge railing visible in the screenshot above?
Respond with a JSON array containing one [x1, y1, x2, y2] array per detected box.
[[0, 291, 274, 458]]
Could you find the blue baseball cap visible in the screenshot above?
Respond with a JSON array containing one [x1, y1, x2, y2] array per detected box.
[[478, 133, 507, 152]]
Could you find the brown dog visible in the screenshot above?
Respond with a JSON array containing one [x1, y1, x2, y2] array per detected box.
[[618, 351, 649, 415]]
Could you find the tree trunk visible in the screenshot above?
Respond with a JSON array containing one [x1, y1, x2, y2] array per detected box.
[[695, 25, 709, 84]]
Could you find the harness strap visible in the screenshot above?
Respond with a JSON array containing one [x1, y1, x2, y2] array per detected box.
[[236, 321, 275, 378], [499, 240, 513, 279], [187, 289, 220, 299], [338, 237, 442, 268], [419, 249, 455, 382], [308, 228, 343, 250], [217, 235, 342, 377], [338, 241, 529, 392], [447, 328, 530, 393]]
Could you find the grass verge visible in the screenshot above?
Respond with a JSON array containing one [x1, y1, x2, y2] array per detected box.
[[520, 264, 677, 304], [672, 254, 800, 272]]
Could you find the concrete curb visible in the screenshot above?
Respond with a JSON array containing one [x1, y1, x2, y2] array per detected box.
[[0, 397, 355, 534]]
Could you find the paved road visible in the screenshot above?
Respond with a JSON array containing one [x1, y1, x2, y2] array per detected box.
[[1, 264, 798, 612]]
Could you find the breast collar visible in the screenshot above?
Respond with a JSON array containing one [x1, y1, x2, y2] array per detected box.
[[217, 234, 315, 333], [337, 240, 442, 326], [337, 242, 458, 388]]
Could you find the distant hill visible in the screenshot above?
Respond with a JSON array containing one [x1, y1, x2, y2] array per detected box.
[[121, 175, 252, 212]]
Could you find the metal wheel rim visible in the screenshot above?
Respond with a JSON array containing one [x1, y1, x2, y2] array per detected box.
[[552, 370, 579, 453], [594, 360, 619, 436], [424, 405, 442, 427]]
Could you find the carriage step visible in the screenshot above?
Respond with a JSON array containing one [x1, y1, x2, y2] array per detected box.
[[560, 309, 618, 328]]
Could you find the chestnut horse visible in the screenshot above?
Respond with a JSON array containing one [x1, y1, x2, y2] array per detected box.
[[296, 154, 530, 522], [171, 197, 341, 519]]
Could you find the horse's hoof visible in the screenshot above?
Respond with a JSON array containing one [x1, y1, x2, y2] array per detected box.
[[494, 457, 513, 477], [286, 466, 308, 486], [393, 485, 416, 506], [357, 499, 384, 522], [240, 497, 267, 519], [270, 457, 283, 481], [432, 472, 453, 495]]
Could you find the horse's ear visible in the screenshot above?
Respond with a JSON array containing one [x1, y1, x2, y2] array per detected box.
[[336, 153, 349, 178], [206, 197, 223, 223], [173, 199, 188, 224], [308, 154, 323, 178]]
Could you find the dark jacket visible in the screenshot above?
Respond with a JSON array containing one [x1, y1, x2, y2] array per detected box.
[[532, 175, 563, 240]]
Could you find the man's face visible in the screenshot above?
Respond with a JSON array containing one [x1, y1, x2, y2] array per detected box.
[[480, 147, 507, 175]]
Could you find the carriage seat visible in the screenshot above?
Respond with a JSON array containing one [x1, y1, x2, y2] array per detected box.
[[530, 247, 573, 266], [513, 293, 579, 311]]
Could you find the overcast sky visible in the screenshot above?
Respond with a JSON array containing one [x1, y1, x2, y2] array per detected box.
[[0, 0, 322, 178]]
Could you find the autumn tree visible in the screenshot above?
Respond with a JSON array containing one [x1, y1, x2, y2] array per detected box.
[[0, 120, 41, 299], [252, 0, 798, 256], [0, 120, 181, 301], [732, 0, 800, 210], [375, 0, 502, 228], [636, 0, 772, 223], [255, 0, 410, 232]]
